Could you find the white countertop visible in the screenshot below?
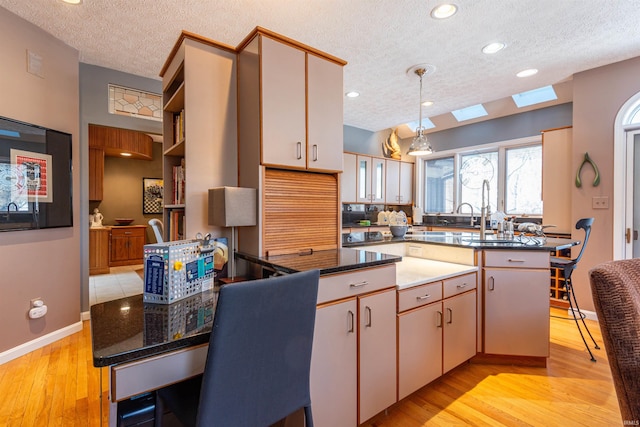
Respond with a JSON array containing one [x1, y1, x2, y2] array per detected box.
[[394, 257, 478, 290]]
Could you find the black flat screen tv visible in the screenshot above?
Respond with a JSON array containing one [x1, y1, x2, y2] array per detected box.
[[0, 115, 73, 232]]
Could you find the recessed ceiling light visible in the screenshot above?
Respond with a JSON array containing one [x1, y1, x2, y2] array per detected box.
[[422, 100, 434, 107], [120, 152, 132, 157], [61, 0, 82, 4], [517, 68, 538, 78], [482, 42, 506, 54], [431, 4, 458, 19], [345, 91, 360, 98]]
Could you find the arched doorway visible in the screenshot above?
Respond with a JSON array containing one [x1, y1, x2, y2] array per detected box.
[[613, 91, 640, 259]]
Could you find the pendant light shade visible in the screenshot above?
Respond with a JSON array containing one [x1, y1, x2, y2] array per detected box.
[[407, 67, 433, 156]]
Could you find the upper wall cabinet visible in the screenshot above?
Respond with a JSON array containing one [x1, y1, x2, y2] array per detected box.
[[385, 159, 414, 205], [238, 30, 346, 173]]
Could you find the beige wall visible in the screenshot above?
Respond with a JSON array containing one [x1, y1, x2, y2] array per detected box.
[[0, 8, 80, 353], [571, 56, 640, 312]]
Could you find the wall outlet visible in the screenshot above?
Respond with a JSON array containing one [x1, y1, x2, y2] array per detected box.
[[592, 196, 609, 209]]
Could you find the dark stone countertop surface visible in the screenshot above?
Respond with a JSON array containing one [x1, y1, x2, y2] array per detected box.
[[91, 289, 218, 367]]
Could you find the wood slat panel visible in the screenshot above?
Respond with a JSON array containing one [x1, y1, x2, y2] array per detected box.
[[263, 168, 339, 255]]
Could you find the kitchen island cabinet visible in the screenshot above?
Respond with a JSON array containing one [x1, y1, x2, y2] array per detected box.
[[483, 250, 550, 358], [310, 264, 397, 426]]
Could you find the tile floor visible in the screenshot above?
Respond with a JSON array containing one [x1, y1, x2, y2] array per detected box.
[[89, 264, 144, 305]]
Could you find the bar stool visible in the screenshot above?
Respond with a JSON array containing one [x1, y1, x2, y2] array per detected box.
[[550, 217, 600, 361]]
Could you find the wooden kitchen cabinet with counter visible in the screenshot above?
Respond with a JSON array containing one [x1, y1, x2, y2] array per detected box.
[[109, 225, 146, 267], [89, 227, 110, 275]]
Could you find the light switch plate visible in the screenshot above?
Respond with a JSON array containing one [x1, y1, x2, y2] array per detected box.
[[592, 196, 609, 209]]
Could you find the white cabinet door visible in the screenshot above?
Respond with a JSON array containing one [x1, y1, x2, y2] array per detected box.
[[443, 290, 477, 373], [359, 289, 397, 423], [310, 298, 358, 427], [261, 37, 307, 168], [385, 159, 400, 204], [308, 54, 343, 172], [484, 268, 550, 357], [357, 156, 385, 203], [399, 161, 414, 205], [397, 301, 443, 400], [342, 153, 357, 203]]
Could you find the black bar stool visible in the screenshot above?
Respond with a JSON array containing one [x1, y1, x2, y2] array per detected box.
[[550, 217, 600, 361]]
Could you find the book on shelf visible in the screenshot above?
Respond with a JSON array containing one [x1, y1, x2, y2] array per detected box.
[[169, 209, 185, 241], [172, 158, 185, 205], [173, 109, 185, 144]]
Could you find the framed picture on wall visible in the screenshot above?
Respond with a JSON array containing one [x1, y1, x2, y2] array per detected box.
[[143, 177, 163, 214]]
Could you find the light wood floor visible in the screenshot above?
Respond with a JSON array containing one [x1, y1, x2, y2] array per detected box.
[[0, 308, 621, 427]]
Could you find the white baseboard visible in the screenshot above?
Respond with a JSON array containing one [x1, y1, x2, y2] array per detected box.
[[568, 308, 598, 322], [81, 311, 91, 321], [0, 321, 83, 366]]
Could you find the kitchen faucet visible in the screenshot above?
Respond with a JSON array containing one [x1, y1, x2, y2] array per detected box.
[[480, 179, 490, 239], [455, 203, 475, 226]]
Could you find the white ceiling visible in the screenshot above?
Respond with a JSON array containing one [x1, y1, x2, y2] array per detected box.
[[2, 0, 640, 135]]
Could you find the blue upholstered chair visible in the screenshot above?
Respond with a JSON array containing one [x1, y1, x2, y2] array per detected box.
[[155, 269, 320, 427], [550, 217, 600, 361]]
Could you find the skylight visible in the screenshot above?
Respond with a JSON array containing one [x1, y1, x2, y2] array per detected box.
[[408, 118, 435, 131], [451, 104, 488, 122], [512, 85, 557, 108]]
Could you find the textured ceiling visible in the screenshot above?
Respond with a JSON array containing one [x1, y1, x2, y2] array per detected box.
[[2, 0, 640, 134]]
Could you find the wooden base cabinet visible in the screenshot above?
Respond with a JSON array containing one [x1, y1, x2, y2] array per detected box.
[[109, 226, 146, 267], [397, 273, 477, 400], [310, 298, 358, 427], [310, 266, 397, 427], [89, 228, 110, 275], [358, 289, 397, 424], [483, 250, 550, 357]]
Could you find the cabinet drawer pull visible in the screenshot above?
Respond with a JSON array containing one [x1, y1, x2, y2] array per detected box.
[[507, 259, 525, 263], [456, 283, 467, 289], [296, 141, 302, 160], [124, 232, 132, 235], [365, 306, 372, 327], [349, 281, 369, 288], [488, 276, 495, 291], [416, 294, 431, 301], [447, 308, 453, 324], [437, 311, 443, 328], [312, 144, 318, 162], [347, 310, 355, 333]]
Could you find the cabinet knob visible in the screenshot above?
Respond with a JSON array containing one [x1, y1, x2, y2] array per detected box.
[[347, 310, 355, 333], [312, 144, 318, 162], [349, 281, 369, 288], [296, 141, 302, 160], [365, 306, 372, 327]]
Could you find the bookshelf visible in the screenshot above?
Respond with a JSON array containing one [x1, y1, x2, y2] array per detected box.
[[159, 32, 238, 242]]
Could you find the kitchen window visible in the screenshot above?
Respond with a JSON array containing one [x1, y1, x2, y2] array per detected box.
[[422, 139, 542, 216]]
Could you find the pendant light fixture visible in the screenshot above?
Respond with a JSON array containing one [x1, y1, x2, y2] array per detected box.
[[407, 66, 433, 156]]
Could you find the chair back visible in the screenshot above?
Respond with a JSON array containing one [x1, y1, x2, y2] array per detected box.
[[197, 269, 320, 427], [589, 259, 640, 422], [573, 217, 594, 263], [148, 219, 163, 243]]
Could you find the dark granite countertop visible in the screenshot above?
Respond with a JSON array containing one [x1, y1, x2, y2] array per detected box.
[[236, 247, 402, 275], [90, 289, 218, 367], [91, 248, 401, 367], [343, 231, 578, 251]]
